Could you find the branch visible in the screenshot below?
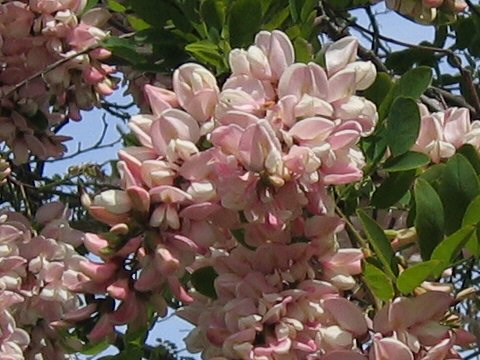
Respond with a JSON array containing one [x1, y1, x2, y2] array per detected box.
[[1, 32, 135, 99]]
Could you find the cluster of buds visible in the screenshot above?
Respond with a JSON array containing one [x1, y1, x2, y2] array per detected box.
[[0, 0, 117, 164], [372, 0, 467, 23], [412, 104, 480, 163], [0, 202, 90, 360], [80, 29, 474, 358]]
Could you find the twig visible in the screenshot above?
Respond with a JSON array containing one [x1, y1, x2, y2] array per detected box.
[[1, 32, 134, 99]]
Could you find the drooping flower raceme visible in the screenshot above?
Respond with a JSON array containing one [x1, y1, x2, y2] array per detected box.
[[0, 1, 117, 164], [80, 30, 473, 359], [0, 202, 89, 360]]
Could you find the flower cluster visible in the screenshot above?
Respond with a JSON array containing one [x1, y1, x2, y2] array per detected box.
[[0, 0, 116, 164], [80, 30, 378, 342], [80, 30, 474, 358], [0, 202, 89, 360], [372, 0, 467, 23], [413, 104, 480, 163]]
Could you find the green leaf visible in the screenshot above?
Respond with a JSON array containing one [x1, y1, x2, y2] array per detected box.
[[431, 225, 475, 275], [439, 154, 480, 234], [190, 266, 218, 299], [363, 72, 393, 108], [414, 178, 445, 260], [372, 170, 416, 209], [229, 0, 262, 47], [379, 66, 432, 119], [396, 260, 442, 294], [461, 195, 480, 256], [81, 339, 110, 355], [363, 262, 395, 301], [457, 144, 480, 175], [289, 0, 301, 22], [82, 0, 99, 14], [300, 0, 317, 22], [127, 16, 151, 31], [102, 37, 144, 64], [185, 41, 225, 69], [419, 163, 445, 191], [107, 0, 126, 12], [201, 0, 226, 31], [385, 97, 421, 157], [392, 66, 433, 99], [293, 37, 311, 63], [114, 347, 143, 360], [383, 151, 430, 172], [357, 209, 398, 278]]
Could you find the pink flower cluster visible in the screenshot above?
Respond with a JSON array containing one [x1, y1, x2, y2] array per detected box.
[[0, 0, 116, 163], [0, 202, 88, 360], [79, 30, 473, 358], [413, 104, 480, 163]]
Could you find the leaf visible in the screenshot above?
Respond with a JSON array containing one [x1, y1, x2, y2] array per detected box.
[[363, 262, 395, 301], [414, 178, 445, 260], [293, 37, 311, 63], [200, 0, 226, 31], [190, 266, 218, 299], [300, 0, 317, 22], [357, 209, 398, 278], [461, 195, 480, 256], [396, 260, 442, 294], [102, 37, 144, 64], [419, 163, 445, 191], [385, 97, 421, 157], [81, 339, 110, 355], [457, 144, 480, 175], [363, 72, 393, 108], [107, 0, 126, 12], [185, 41, 225, 69], [82, 0, 99, 14], [379, 66, 432, 119], [383, 151, 430, 172], [438, 154, 480, 234], [392, 66, 433, 99], [289, 0, 302, 22], [127, 16, 151, 31], [229, 0, 262, 47], [431, 225, 475, 275], [372, 170, 416, 209]]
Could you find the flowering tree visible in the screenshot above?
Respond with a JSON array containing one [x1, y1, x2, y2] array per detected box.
[[1, 0, 480, 359]]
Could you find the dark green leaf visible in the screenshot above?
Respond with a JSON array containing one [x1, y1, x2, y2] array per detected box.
[[357, 209, 398, 278], [229, 0, 262, 47], [200, 0, 226, 31], [457, 144, 480, 175], [102, 37, 144, 64], [385, 97, 421, 157], [431, 225, 475, 275], [81, 339, 110, 355], [414, 178, 445, 260], [419, 163, 446, 191], [363, 72, 393, 108], [383, 151, 430, 172], [190, 266, 218, 299], [300, 0, 317, 22], [363, 262, 395, 301], [289, 0, 301, 22], [439, 154, 480, 234], [396, 260, 442, 294], [372, 170, 416, 209]]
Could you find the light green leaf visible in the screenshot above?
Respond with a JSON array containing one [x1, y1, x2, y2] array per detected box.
[[396, 260, 442, 294], [431, 225, 475, 275], [357, 210, 398, 278], [462, 195, 480, 256], [363, 262, 395, 301]]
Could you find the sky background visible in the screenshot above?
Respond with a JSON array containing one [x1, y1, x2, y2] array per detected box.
[[51, 3, 437, 358]]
